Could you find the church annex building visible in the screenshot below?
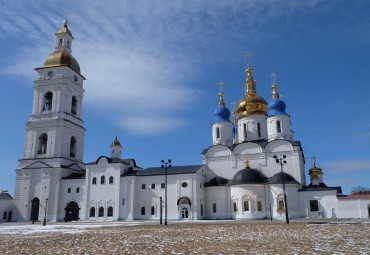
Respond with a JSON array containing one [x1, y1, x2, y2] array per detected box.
[[1, 21, 370, 223]]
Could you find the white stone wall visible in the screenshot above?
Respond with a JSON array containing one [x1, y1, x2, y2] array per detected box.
[[212, 122, 233, 147], [267, 114, 293, 141], [237, 114, 267, 142]]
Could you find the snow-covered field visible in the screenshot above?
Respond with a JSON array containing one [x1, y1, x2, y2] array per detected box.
[[0, 221, 368, 254]]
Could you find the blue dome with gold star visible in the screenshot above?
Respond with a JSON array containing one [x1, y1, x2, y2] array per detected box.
[[214, 106, 230, 122]]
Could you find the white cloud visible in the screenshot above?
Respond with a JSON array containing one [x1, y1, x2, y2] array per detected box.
[[0, 0, 325, 134], [321, 160, 370, 174]]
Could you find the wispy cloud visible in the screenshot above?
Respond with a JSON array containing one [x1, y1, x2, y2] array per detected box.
[[321, 160, 370, 174], [0, 0, 325, 134]]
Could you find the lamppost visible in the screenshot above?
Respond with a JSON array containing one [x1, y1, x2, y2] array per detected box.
[[161, 159, 171, 225], [43, 198, 49, 226], [159, 196, 163, 225], [273, 155, 289, 224]]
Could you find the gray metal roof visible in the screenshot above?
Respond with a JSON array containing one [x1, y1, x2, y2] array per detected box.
[[0, 192, 13, 200], [135, 165, 204, 176], [62, 172, 86, 180], [86, 156, 140, 168], [299, 185, 342, 193]]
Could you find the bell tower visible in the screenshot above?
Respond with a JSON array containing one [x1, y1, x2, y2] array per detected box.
[[13, 19, 86, 222]]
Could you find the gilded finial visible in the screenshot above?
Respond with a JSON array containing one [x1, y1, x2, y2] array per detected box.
[[245, 52, 252, 70], [111, 128, 121, 147], [245, 153, 250, 168], [64, 11, 69, 27], [311, 155, 317, 168], [218, 80, 226, 107], [270, 72, 280, 100]]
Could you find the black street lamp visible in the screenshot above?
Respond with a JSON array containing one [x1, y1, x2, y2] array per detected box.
[[159, 196, 163, 225], [43, 198, 49, 226], [161, 159, 171, 225], [273, 155, 289, 224]]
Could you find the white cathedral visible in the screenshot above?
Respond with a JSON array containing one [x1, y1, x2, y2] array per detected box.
[[1, 20, 370, 223]]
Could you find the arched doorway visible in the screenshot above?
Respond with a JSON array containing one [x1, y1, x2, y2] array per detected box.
[[64, 202, 80, 222], [177, 197, 191, 220], [31, 197, 40, 222]]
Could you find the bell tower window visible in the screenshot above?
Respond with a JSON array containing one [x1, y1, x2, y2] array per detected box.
[[67, 40, 70, 49], [276, 120, 281, 133], [257, 122, 261, 137], [38, 134, 48, 154], [243, 123, 247, 140], [71, 96, 77, 115], [70, 136, 76, 158], [58, 39, 63, 47], [43, 92, 53, 111], [216, 127, 220, 139]]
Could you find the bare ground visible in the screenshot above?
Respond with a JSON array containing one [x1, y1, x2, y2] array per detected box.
[[0, 222, 369, 254]]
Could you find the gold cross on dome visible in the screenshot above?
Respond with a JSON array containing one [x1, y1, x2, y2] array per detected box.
[[311, 155, 317, 166], [218, 80, 224, 93], [245, 52, 252, 66], [270, 72, 277, 85]]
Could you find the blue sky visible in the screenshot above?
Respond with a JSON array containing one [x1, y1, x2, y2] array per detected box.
[[0, 0, 369, 195]]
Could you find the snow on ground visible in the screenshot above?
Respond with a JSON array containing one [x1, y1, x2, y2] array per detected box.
[[0, 221, 369, 254]]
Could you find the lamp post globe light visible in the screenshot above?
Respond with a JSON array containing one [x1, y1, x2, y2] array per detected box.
[[43, 198, 49, 226], [273, 155, 289, 224], [161, 159, 171, 225]]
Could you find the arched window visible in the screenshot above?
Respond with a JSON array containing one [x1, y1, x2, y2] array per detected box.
[[92, 177, 97, 185], [71, 96, 77, 115], [212, 203, 217, 213], [67, 188, 71, 193], [109, 176, 114, 184], [244, 201, 249, 211], [276, 120, 281, 133], [257, 122, 261, 137], [216, 127, 220, 139], [233, 201, 237, 212], [43, 92, 53, 111], [70, 136, 76, 158], [151, 206, 155, 215], [3, 211, 7, 220], [107, 206, 113, 216], [38, 134, 48, 154], [59, 38, 63, 47], [200, 204, 204, 216], [98, 207, 104, 217], [243, 123, 247, 140], [101, 176, 105, 184], [257, 201, 262, 211], [76, 187, 80, 193], [89, 207, 95, 217], [141, 207, 145, 215]]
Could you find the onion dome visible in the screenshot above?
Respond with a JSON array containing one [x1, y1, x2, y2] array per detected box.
[[44, 50, 80, 74], [214, 81, 231, 122], [308, 155, 323, 177], [111, 136, 122, 147], [268, 78, 287, 116], [231, 155, 266, 185], [237, 63, 268, 118], [268, 172, 300, 184]]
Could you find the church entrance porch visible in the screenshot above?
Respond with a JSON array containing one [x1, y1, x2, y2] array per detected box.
[[181, 208, 189, 219], [64, 202, 80, 222], [31, 197, 40, 222], [177, 197, 191, 220]]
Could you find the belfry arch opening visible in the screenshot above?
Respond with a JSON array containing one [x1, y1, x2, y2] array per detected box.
[[43, 92, 53, 111], [71, 96, 77, 115], [38, 134, 48, 154], [70, 136, 76, 158], [31, 197, 40, 221]]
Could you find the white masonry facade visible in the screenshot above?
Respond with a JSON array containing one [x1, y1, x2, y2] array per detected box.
[[7, 21, 370, 223]]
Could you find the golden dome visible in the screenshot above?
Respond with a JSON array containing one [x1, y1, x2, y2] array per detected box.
[[308, 165, 323, 175], [43, 50, 80, 74], [237, 65, 267, 118], [111, 136, 122, 147]]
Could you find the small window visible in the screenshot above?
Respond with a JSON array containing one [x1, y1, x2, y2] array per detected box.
[[310, 200, 319, 212], [257, 122, 261, 137], [98, 207, 104, 217], [76, 187, 80, 193], [151, 206, 155, 215], [59, 38, 63, 47], [257, 201, 262, 211], [142, 184, 146, 189], [200, 183, 203, 189], [161, 183, 165, 189], [200, 204, 204, 216], [212, 203, 217, 213], [92, 177, 97, 185], [141, 207, 145, 215], [101, 176, 105, 185], [107, 206, 113, 217], [67, 40, 70, 49], [233, 202, 237, 212], [89, 207, 95, 217], [38, 134, 48, 154], [243, 123, 247, 139], [151, 184, 155, 189], [71, 96, 77, 115], [216, 127, 220, 139], [109, 176, 114, 184], [67, 188, 71, 193], [122, 198, 125, 206], [70, 136, 76, 158], [3, 211, 7, 220], [182, 182, 188, 188], [276, 120, 281, 133], [43, 92, 53, 111], [244, 201, 249, 211]]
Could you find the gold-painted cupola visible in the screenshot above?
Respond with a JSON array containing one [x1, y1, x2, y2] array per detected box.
[[237, 57, 268, 118]]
